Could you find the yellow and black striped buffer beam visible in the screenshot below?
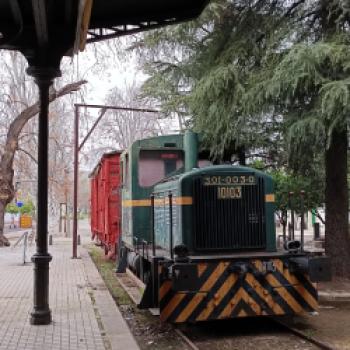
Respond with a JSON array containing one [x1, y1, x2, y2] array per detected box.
[[159, 259, 318, 323]]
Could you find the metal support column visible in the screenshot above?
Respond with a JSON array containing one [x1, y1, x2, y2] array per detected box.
[[27, 67, 60, 325], [71, 104, 159, 258], [72, 105, 79, 258], [300, 190, 305, 252]]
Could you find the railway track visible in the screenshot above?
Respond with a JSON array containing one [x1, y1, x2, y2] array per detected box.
[[116, 270, 335, 350], [175, 318, 335, 350], [273, 319, 335, 350]]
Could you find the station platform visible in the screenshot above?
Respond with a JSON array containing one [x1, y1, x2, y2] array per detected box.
[[0, 229, 139, 350]]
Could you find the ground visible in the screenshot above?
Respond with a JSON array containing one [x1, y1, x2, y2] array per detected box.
[[0, 227, 138, 350], [89, 246, 350, 350], [1, 222, 350, 350], [284, 301, 350, 349]]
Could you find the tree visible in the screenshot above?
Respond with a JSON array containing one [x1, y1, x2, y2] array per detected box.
[[252, 39, 350, 277], [273, 170, 324, 236], [19, 200, 35, 215], [133, 1, 289, 158], [6, 203, 19, 215], [133, 1, 350, 277], [0, 73, 86, 246], [92, 81, 162, 152]]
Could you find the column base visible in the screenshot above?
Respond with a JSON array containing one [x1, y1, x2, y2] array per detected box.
[[31, 252, 52, 325], [30, 309, 52, 325]]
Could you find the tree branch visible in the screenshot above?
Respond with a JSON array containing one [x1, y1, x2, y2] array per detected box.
[[0, 79, 87, 204], [1, 80, 87, 170], [18, 147, 37, 164], [315, 209, 326, 225]]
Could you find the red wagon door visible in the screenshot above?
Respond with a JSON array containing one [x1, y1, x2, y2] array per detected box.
[[90, 175, 99, 240], [105, 155, 121, 258]]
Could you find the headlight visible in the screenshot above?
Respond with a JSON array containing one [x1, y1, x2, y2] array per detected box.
[[284, 240, 301, 253]]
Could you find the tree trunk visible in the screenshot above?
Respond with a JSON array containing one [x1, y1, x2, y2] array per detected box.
[[325, 128, 350, 279], [0, 201, 9, 246]]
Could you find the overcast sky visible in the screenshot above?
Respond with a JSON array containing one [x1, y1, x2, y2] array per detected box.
[[71, 40, 147, 104]]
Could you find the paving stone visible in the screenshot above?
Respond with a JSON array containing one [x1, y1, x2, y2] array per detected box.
[[0, 234, 137, 350]]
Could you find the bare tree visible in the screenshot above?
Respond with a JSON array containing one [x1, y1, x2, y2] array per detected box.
[[102, 81, 163, 149], [0, 53, 86, 246]]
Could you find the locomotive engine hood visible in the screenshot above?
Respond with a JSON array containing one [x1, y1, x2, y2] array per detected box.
[[152, 165, 277, 257]]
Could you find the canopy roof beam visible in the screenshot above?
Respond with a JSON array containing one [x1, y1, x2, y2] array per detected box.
[[86, 19, 182, 43]]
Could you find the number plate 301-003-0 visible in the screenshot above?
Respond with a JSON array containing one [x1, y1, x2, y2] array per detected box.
[[203, 175, 255, 186]]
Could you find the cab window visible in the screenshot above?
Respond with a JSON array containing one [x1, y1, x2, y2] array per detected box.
[[198, 159, 213, 168], [138, 150, 184, 187]]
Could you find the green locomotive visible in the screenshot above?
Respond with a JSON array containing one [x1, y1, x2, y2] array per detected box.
[[117, 131, 330, 323]]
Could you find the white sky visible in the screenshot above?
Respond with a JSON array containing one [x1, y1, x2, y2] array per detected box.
[[72, 40, 147, 104], [59, 40, 181, 172]]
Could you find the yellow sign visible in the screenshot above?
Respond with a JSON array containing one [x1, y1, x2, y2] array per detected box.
[[20, 215, 32, 228]]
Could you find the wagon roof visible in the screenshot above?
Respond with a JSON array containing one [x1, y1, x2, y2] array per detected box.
[[89, 150, 123, 178]]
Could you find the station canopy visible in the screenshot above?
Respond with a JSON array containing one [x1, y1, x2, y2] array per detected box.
[[0, 0, 209, 58], [0, 0, 209, 327]]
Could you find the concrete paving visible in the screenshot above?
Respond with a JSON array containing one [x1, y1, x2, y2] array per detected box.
[[0, 233, 139, 350]]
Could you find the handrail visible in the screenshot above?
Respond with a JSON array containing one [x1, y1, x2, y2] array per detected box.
[[151, 194, 155, 256], [168, 191, 173, 260], [12, 230, 29, 264]]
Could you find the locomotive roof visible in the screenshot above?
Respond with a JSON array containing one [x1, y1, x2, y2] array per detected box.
[[121, 133, 185, 155], [153, 164, 274, 190]]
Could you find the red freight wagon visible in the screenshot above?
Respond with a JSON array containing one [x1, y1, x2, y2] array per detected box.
[[90, 151, 122, 259]]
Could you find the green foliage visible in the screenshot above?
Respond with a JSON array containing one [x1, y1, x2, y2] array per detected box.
[[134, 1, 297, 160], [6, 203, 19, 214], [249, 160, 325, 213], [19, 200, 35, 215], [131, 0, 350, 274], [187, 2, 287, 157], [5, 200, 35, 215], [257, 39, 350, 122], [133, 0, 350, 203], [135, 1, 350, 164], [270, 170, 324, 214], [249, 37, 350, 176], [89, 246, 133, 306]]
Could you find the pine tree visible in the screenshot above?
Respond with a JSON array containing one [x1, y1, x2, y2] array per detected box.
[[133, 0, 350, 278]]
